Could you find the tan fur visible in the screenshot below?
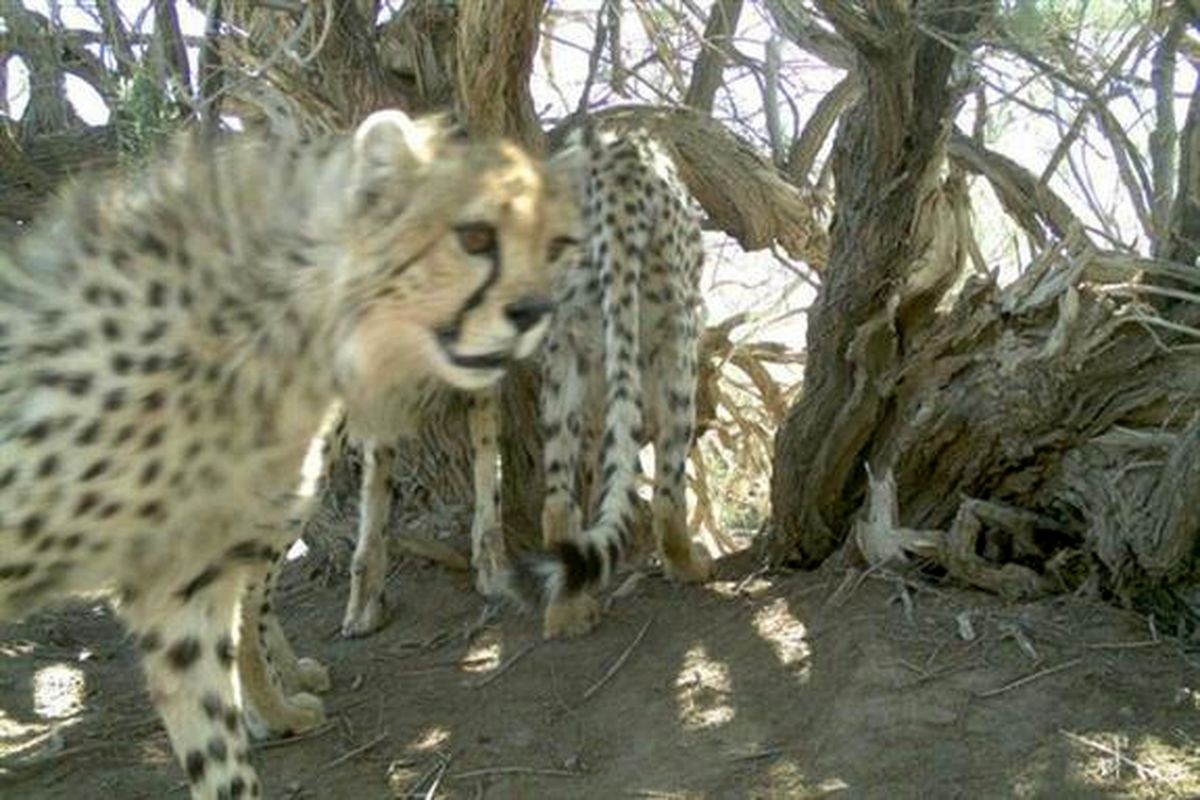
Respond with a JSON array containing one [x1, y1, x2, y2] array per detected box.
[[325, 126, 710, 646], [0, 110, 580, 799]]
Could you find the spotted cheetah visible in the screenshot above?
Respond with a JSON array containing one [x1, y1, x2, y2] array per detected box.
[[331, 124, 711, 642], [0, 110, 580, 799], [531, 125, 712, 637]]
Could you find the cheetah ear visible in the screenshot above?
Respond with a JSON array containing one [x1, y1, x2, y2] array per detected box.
[[352, 109, 439, 180]]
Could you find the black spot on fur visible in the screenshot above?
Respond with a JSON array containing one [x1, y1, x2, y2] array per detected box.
[[140, 460, 162, 485], [81, 459, 110, 481], [139, 630, 162, 652], [111, 353, 134, 374], [0, 563, 34, 580], [147, 281, 167, 307], [137, 233, 169, 260], [74, 494, 100, 520], [206, 737, 228, 763], [37, 454, 59, 477], [137, 500, 163, 519], [22, 419, 53, 444], [225, 541, 276, 562], [19, 515, 43, 541], [201, 691, 223, 720], [140, 321, 169, 345], [166, 637, 202, 671], [215, 636, 234, 669], [100, 318, 122, 341], [103, 388, 126, 411], [185, 749, 206, 783], [177, 565, 222, 600], [75, 420, 103, 445], [142, 426, 166, 450]]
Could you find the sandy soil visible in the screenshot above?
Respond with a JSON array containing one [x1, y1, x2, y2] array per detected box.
[[2, 549, 1199, 799]]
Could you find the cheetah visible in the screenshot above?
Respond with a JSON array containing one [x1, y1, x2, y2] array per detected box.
[[331, 124, 711, 642], [0, 110, 580, 799], [531, 124, 713, 637]]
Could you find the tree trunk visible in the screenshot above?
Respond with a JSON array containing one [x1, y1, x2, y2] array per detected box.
[[769, 0, 995, 565], [767, 0, 1200, 628]]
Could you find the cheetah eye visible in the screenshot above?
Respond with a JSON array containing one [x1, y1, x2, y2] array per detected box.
[[548, 236, 579, 262], [454, 223, 498, 257]]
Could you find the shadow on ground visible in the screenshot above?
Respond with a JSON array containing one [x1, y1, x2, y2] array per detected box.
[[2, 547, 1198, 798]]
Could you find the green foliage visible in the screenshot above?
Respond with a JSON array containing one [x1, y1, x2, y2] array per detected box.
[[113, 69, 183, 161]]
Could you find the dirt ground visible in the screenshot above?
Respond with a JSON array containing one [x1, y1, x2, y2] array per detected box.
[[2, 547, 1199, 799]]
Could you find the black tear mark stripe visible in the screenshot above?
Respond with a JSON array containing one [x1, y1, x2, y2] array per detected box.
[[450, 247, 501, 335]]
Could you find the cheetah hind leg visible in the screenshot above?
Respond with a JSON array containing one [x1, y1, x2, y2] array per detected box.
[[257, 551, 330, 695], [654, 493, 713, 584], [237, 562, 327, 741]]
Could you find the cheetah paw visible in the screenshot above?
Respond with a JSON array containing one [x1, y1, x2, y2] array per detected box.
[[664, 543, 714, 584], [244, 692, 326, 741], [543, 593, 601, 639], [295, 657, 331, 693], [341, 591, 387, 638]]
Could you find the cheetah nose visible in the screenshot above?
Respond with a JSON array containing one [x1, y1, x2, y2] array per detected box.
[[505, 295, 554, 333]]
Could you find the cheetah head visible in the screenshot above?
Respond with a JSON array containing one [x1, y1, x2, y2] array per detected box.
[[332, 110, 582, 413]]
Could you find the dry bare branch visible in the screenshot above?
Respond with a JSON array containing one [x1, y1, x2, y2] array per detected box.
[[948, 129, 1085, 247], [760, 0, 854, 69], [1166, 71, 1200, 267], [1150, 13, 1185, 256], [785, 73, 858, 186], [683, 0, 744, 112]]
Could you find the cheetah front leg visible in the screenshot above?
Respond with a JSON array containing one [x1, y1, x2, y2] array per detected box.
[[467, 391, 509, 596], [123, 571, 261, 800], [238, 555, 329, 740], [342, 440, 394, 637]]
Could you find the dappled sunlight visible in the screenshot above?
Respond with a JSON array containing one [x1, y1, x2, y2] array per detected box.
[[628, 789, 704, 800], [1060, 728, 1200, 795], [674, 645, 734, 731], [752, 759, 851, 797], [0, 659, 87, 766], [411, 725, 451, 753], [751, 598, 812, 680], [0, 641, 35, 659], [459, 636, 503, 674], [32, 663, 86, 720], [386, 726, 455, 796], [0, 710, 50, 760]]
